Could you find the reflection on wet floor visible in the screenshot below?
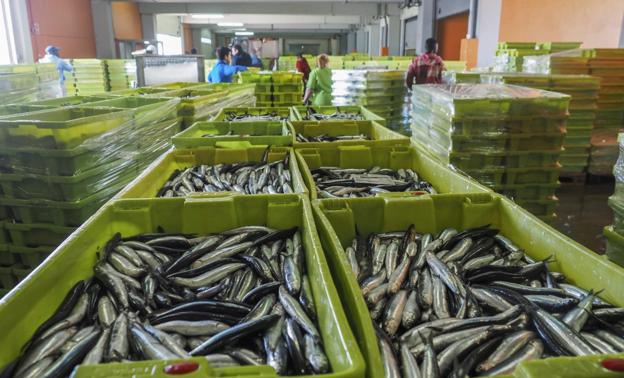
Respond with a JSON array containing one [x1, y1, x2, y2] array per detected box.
[[552, 180, 614, 254]]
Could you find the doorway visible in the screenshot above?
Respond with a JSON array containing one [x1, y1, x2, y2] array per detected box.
[[436, 11, 468, 60]]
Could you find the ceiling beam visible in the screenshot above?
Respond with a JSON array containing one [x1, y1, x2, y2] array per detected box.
[[137, 2, 398, 17]]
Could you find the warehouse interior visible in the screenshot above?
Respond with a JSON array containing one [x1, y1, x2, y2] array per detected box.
[[1, 0, 624, 377]]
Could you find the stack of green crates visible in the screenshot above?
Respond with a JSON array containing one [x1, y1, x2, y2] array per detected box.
[[0, 65, 40, 104], [605, 133, 624, 265], [523, 49, 593, 75], [35, 63, 61, 100], [332, 69, 407, 132], [277, 56, 296, 71], [108, 83, 256, 128], [0, 96, 181, 295], [239, 71, 303, 107], [482, 73, 600, 173], [105, 59, 131, 91], [65, 59, 109, 96], [495, 42, 541, 72], [588, 49, 624, 175], [411, 83, 570, 222], [171, 105, 294, 148], [537, 41, 583, 53]]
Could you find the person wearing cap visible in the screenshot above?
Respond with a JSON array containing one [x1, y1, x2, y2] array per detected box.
[[208, 46, 248, 83], [40, 45, 73, 94]]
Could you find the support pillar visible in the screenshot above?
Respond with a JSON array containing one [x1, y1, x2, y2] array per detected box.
[[91, 0, 116, 58]]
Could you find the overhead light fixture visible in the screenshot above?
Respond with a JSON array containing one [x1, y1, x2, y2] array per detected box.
[[218, 22, 244, 27], [235, 31, 254, 36], [201, 37, 212, 44], [191, 14, 224, 19], [232, 28, 247, 31], [143, 41, 150, 44]]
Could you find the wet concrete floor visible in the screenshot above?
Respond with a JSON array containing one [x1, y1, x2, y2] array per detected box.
[[553, 180, 614, 253]]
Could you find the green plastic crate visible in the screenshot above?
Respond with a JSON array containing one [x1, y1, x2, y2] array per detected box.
[[25, 95, 109, 107], [450, 150, 562, 170], [313, 193, 624, 378], [212, 107, 291, 122], [0, 107, 133, 149], [4, 222, 74, 247], [0, 104, 55, 118], [9, 245, 52, 269], [464, 165, 561, 187], [0, 222, 8, 245], [494, 182, 560, 201], [0, 185, 117, 226], [151, 82, 207, 90], [296, 144, 490, 200], [116, 146, 307, 200], [0, 159, 141, 201], [0, 194, 364, 378], [291, 120, 408, 148], [273, 83, 302, 92], [172, 121, 293, 148], [449, 132, 565, 153], [255, 93, 273, 104], [291, 106, 386, 126], [105, 87, 172, 97], [515, 196, 559, 216], [0, 265, 16, 289], [79, 96, 175, 115], [0, 244, 15, 267], [11, 265, 31, 283], [560, 153, 590, 166], [0, 116, 180, 177], [271, 92, 300, 104], [605, 225, 624, 267]]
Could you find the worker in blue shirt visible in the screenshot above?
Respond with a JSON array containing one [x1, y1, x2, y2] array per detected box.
[[207, 46, 248, 83], [39, 45, 73, 94], [250, 48, 264, 69]]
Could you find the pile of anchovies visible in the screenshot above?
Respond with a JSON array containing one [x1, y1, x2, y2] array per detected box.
[[346, 225, 624, 378], [4, 227, 329, 378], [156, 154, 293, 197], [313, 167, 436, 198], [303, 108, 364, 121], [296, 134, 369, 143], [224, 112, 288, 122]]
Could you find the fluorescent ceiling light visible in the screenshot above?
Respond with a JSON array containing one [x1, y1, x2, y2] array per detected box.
[[232, 28, 247, 31], [218, 22, 244, 27], [191, 14, 224, 19], [235, 31, 254, 36], [143, 41, 150, 44], [201, 37, 212, 44]]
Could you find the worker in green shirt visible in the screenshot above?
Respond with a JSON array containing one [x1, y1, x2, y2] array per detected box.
[[303, 54, 333, 106]]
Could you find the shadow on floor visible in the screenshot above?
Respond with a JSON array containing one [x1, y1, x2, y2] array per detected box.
[[553, 180, 614, 253]]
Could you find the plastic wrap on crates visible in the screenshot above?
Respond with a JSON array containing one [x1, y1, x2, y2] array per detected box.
[[523, 48, 592, 74], [411, 84, 570, 120], [0, 98, 181, 201]]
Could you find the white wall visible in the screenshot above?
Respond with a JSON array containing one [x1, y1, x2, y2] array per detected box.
[[475, 0, 502, 67], [347, 31, 356, 53], [156, 14, 181, 37], [356, 29, 367, 53], [387, 15, 401, 55], [284, 38, 329, 54], [367, 24, 380, 55]]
